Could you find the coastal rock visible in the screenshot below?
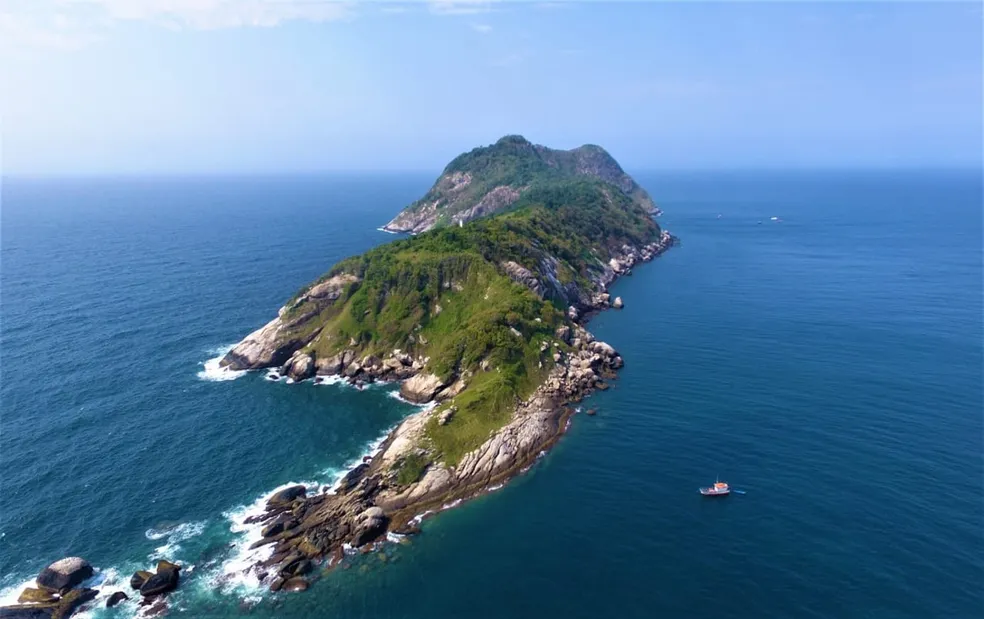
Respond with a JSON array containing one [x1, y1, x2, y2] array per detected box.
[[399, 373, 446, 404], [139, 566, 179, 597], [106, 591, 129, 608], [267, 485, 306, 508], [284, 353, 315, 381], [612, 296, 624, 309], [352, 507, 389, 547], [315, 352, 344, 375], [220, 316, 312, 371], [36, 557, 93, 592], [130, 571, 152, 590], [16, 589, 57, 604], [280, 559, 312, 578]]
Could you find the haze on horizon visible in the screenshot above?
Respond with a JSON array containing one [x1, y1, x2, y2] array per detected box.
[[2, 1, 981, 176]]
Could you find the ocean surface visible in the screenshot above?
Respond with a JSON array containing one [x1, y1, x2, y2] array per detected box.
[[1, 170, 981, 618]]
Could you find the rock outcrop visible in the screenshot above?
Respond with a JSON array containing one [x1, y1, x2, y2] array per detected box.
[[36, 558, 93, 592], [1, 559, 98, 619], [399, 374, 446, 404]]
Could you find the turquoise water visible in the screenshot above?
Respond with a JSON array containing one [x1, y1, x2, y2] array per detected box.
[[1, 171, 981, 617]]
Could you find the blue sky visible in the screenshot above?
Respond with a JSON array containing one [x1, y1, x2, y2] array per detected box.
[[2, 1, 981, 174]]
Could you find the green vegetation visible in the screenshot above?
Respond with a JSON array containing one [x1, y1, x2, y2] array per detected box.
[[270, 153, 660, 469], [395, 452, 430, 486], [397, 134, 656, 229]]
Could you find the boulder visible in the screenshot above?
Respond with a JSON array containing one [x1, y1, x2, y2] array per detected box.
[[267, 485, 306, 508], [315, 352, 344, 375], [139, 569, 178, 597], [352, 507, 388, 547], [399, 373, 446, 404], [612, 296, 624, 309], [435, 379, 466, 401], [382, 357, 403, 372], [130, 571, 152, 590], [36, 557, 93, 592], [591, 341, 617, 358], [342, 361, 362, 377], [106, 591, 129, 608], [269, 577, 285, 593], [284, 353, 315, 381], [438, 407, 455, 426], [283, 577, 309, 592]]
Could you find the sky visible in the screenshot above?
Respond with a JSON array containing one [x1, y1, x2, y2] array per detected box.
[[1, 1, 981, 175]]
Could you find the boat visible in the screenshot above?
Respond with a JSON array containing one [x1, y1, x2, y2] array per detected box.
[[699, 478, 731, 496]]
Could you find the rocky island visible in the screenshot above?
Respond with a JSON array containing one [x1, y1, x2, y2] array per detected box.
[[220, 135, 675, 592]]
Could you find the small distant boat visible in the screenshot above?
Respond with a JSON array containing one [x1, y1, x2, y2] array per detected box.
[[699, 478, 731, 496]]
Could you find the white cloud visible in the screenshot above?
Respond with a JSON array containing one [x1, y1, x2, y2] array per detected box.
[[0, 0, 355, 48], [428, 1, 493, 16], [470, 22, 492, 33]]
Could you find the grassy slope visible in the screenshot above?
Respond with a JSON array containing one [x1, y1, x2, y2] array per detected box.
[[279, 179, 660, 470]]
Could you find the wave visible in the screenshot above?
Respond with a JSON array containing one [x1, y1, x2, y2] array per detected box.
[[376, 227, 398, 234], [197, 344, 246, 382], [145, 520, 207, 560]]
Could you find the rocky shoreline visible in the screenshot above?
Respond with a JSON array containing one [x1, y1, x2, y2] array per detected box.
[[226, 230, 676, 593]]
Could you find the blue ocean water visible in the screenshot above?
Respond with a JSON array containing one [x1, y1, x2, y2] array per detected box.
[[1, 170, 981, 618]]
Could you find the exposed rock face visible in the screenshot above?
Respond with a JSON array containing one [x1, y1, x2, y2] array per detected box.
[[501, 261, 546, 298], [399, 374, 446, 404], [612, 297, 624, 309], [220, 274, 360, 371], [220, 316, 308, 371], [36, 557, 93, 592]]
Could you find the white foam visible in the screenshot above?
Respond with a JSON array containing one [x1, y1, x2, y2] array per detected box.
[[197, 344, 246, 382], [215, 479, 321, 594], [145, 520, 207, 560], [0, 576, 37, 607], [376, 227, 398, 234]]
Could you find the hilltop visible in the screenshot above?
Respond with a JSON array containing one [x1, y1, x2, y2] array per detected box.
[[381, 135, 659, 234], [218, 138, 674, 591]]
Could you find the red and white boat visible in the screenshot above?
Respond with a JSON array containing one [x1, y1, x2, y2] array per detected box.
[[699, 479, 731, 496]]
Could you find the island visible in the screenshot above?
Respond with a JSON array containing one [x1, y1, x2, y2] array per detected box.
[[219, 135, 675, 592]]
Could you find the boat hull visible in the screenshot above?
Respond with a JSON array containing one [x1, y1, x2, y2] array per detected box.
[[699, 488, 730, 496]]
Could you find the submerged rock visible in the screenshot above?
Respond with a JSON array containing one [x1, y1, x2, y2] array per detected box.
[[36, 557, 93, 592], [106, 591, 129, 608], [282, 577, 309, 592]]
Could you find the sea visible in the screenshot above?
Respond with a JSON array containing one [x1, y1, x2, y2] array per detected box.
[[1, 170, 981, 618]]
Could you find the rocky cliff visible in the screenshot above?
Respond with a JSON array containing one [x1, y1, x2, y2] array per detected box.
[[382, 135, 660, 234]]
